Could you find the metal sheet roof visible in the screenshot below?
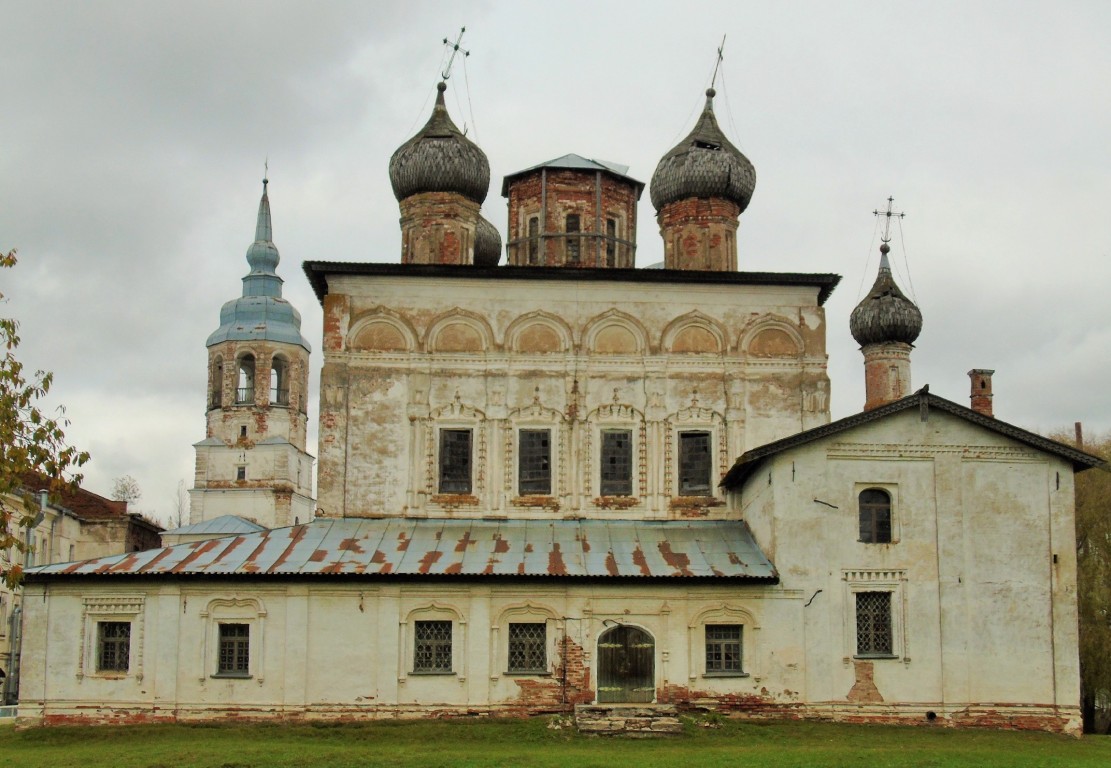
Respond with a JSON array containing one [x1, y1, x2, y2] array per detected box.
[[161, 515, 267, 537], [28, 518, 777, 581]]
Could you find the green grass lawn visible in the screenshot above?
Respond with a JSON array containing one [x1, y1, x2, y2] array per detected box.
[[1, 717, 1108, 768]]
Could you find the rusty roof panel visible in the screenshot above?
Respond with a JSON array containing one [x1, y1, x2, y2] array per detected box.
[[27, 519, 777, 581]]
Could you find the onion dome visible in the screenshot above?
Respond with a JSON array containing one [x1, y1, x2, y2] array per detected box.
[[474, 214, 502, 267], [207, 178, 310, 351], [849, 244, 923, 346], [650, 88, 756, 212], [389, 82, 490, 205]]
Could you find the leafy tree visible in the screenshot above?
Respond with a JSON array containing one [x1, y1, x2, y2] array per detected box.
[[0, 249, 90, 587], [1073, 433, 1111, 733], [110, 474, 142, 506]]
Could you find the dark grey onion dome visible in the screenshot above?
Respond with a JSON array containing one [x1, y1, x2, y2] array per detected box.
[[389, 82, 490, 204], [650, 88, 756, 212], [474, 214, 502, 266], [849, 244, 923, 346]]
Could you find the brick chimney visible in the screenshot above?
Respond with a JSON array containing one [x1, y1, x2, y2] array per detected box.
[[968, 369, 994, 417]]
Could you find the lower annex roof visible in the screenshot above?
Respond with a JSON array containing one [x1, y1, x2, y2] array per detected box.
[[27, 518, 777, 582]]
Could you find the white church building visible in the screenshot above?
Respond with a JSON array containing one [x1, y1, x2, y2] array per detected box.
[[17, 81, 1102, 734]]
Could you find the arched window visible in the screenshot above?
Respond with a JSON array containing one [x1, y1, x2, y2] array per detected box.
[[210, 356, 224, 409], [859, 489, 892, 543], [270, 357, 289, 405], [236, 355, 255, 404]]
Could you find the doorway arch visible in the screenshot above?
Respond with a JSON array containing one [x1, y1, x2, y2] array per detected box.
[[596, 624, 655, 703]]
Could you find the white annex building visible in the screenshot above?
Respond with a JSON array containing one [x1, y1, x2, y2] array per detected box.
[[17, 81, 1103, 733]]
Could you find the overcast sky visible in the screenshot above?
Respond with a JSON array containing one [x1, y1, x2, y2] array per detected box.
[[2, 1, 1108, 525]]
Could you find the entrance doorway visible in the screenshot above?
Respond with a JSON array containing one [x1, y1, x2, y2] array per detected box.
[[596, 625, 655, 703]]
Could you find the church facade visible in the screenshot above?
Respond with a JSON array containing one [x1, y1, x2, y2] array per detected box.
[[16, 82, 1101, 733]]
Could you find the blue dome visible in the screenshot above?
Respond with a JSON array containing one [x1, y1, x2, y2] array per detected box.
[[207, 179, 311, 352]]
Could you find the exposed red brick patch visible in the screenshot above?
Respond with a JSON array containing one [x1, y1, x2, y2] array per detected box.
[[847, 660, 884, 703]]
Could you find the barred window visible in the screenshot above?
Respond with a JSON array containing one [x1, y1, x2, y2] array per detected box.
[[96, 621, 131, 672], [855, 592, 893, 656], [507, 623, 547, 673], [565, 214, 581, 263], [859, 489, 892, 543], [414, 620, 453, 673], [439, 429, 473, 494], [218, 623, 250, 676], [518, 429, 551, 495], [600, 429, 633, 496], [679, 431, 712, 495], [705, 624, 742, 674]]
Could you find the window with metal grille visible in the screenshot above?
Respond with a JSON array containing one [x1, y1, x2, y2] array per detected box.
[[96, 621, 131, 672], [859, 489, 892, 543], [527, 216, 539, 264], [679, 431, 712, 495], [705, 624, 742, 674], [518, 429, 551, 494], [565, 214, 580, 263], [606, 218, 617, 267], [414, 620, 453, 673], [507, 623, 547, 673], [600, 429, 633, 496], [217, 623, 250, 676], [438, 429, 472, 493], [855, 592, 893, 656]]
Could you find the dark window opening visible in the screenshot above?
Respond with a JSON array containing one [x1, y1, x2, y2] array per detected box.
[[507, 622, 547, 673], [856, 592, 893, 656], [439, 429, 473, 494], [606, 218, 617, 267], [565, 214, 580, 263], [239, 426, 247, 439], [527, 217, 539, 264], [519, 429, 551, 495], [237, 466, 246, 481], [218, 623, 250, 675], [97, 621, 131, 673], [679, 431, 712, 495], [211, 358, 224, 408], [859, 489, 892, 543], [705, 624, 742, 674], [600, 429, 633, 496], [414, 620, 452, 672]]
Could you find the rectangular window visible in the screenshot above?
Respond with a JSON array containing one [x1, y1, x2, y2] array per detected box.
[[565, 213, 580, 263], [97, 621, 131, 673], [414, 620, 453, 673], [236, 466, 246, 481], [606, 218, 617, 267], [527, 216, 539, 264], [855, 592, 893, 656], [705, 624, 742, 675], [679, 431, 712, 495], [600, 429, 633, 496], [518, 429, 552, 495], [438, 429, 473, 494], [217, 623, 250, 676], [507, 622, 547, 673]]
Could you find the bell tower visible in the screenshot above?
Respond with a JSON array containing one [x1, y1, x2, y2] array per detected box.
[[189, 176, 315, 529]]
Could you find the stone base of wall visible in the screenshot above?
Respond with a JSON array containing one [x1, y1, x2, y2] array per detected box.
[[17, 700, 1081, 737], [574, 704, 682, 736]]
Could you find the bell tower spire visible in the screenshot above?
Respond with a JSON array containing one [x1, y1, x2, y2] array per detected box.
[[189, 172, 316, 530]]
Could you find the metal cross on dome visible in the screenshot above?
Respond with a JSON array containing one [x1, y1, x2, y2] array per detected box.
[[441, 27, 470, 81], [873, 196, 905, 244]]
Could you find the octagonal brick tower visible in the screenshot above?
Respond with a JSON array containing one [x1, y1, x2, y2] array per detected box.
[[650, 88, 756, 271]]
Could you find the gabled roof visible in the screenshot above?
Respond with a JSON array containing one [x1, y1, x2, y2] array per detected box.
[[501, 153, 645, 197], [721, 387, 1105, 489], [27, 518, 777, 583], [16, 472, 128, 521], [161, 515, 267, 537]]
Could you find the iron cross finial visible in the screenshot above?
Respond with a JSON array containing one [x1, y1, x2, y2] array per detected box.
[[441, 27, 470, 81], [710, 34, 726, 90], [873, 196, 905, 244]]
